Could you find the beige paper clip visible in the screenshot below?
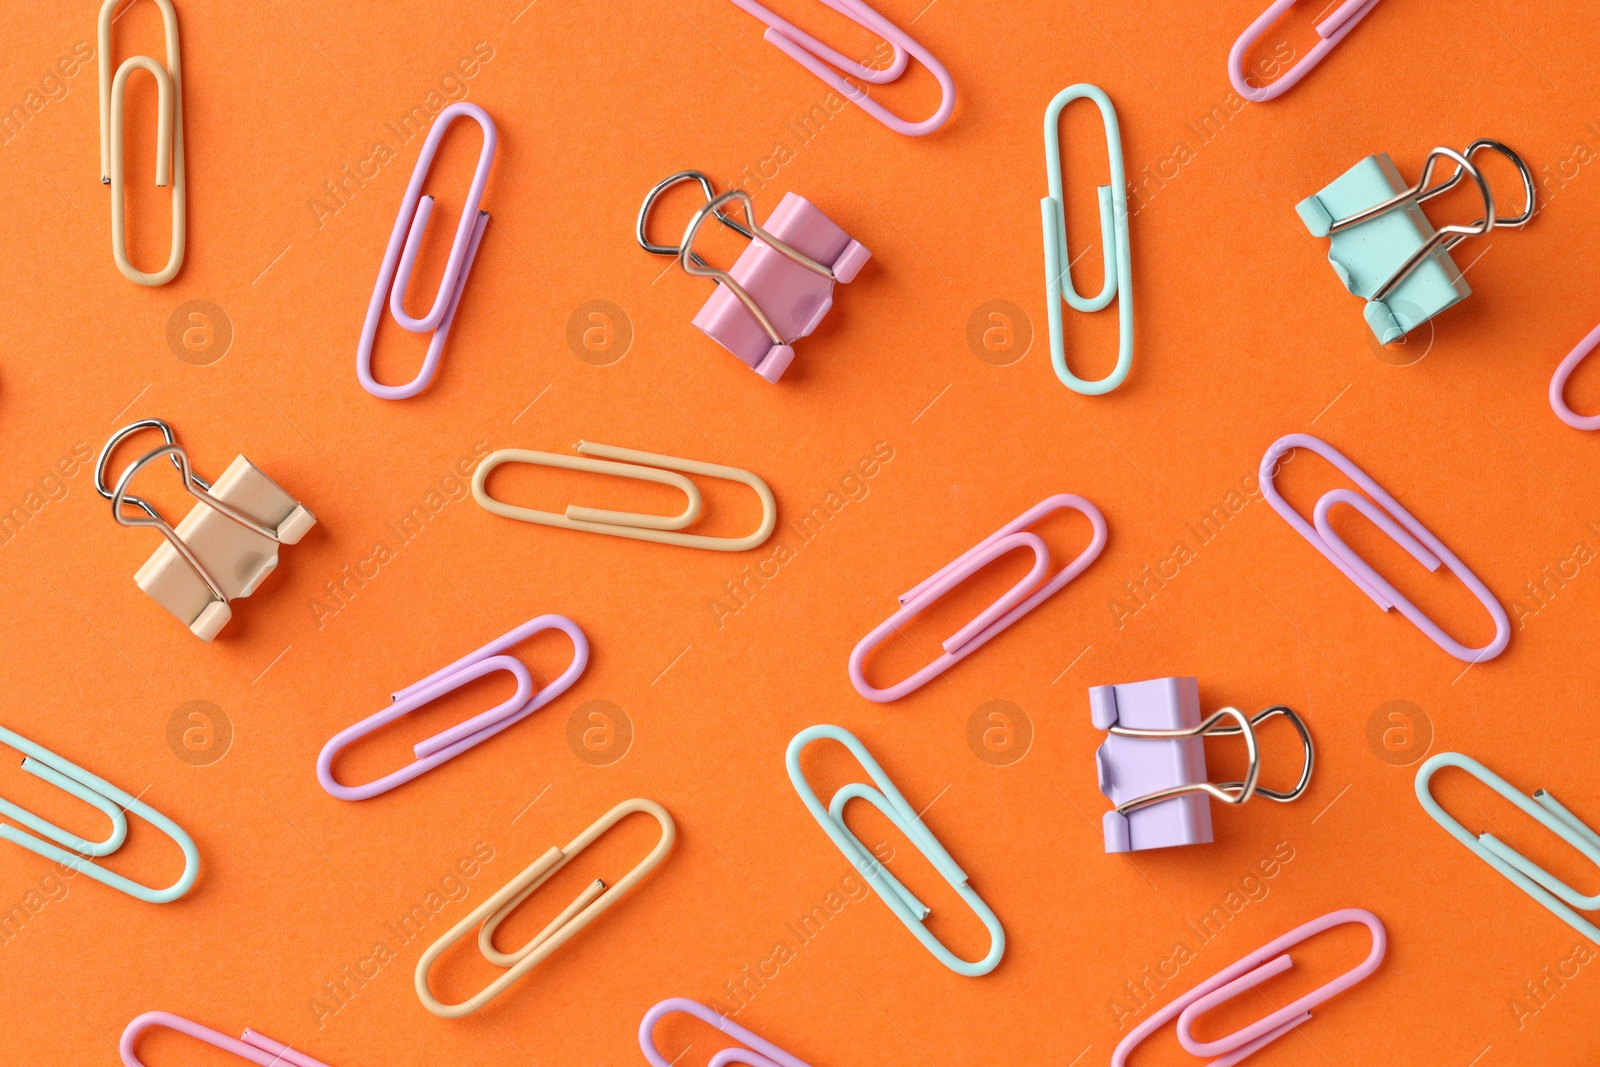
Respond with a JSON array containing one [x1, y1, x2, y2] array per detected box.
[[415, 798, 675, 1017], [96, 420, 316, 641]]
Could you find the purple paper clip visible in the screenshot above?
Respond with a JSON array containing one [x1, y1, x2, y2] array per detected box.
[[317, 614, 587, 800], [1551, 322, 1600, 430], [1261, 433, 1511, 663], [849, 495, 1107, 702], [1112, 908, 1385, 1066], [1091, 677, 1312, 854], [638, 171, 869, 383], [121, 1012, 334, 1067], [356, 102, 497, 400], [639, 998, 813, 1067], [1228, 0, 1383, 103]]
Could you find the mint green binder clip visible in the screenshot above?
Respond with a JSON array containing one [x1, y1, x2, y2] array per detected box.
[[1041, 84, 1133, 395], [0, 724, 199, 903], [1296, 140, 1533, 344]]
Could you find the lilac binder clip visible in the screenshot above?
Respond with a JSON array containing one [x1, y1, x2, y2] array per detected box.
[[1090, 677, 1313, 853], [638, 170, 870, 383]]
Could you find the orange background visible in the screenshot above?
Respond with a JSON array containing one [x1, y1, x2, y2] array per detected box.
[[1, 0, 1598, 1064]]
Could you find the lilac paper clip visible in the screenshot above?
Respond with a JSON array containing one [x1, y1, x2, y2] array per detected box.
[[121, 1012, 334, 1067], [1091, 677, 1312, 854], [1550, 322, 1600, 430], [639, 998, 813, 1067], [317, 614, 587, 800], [1228, 0, 1383, 103], [356, 102, 497, 400], [638, 171, 870, 383], [1261, 433, 1511, 663]]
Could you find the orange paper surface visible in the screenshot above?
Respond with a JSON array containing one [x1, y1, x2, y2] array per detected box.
[[1, 0, 1599, 1064]]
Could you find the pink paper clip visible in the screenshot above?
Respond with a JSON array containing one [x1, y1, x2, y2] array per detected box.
[[638, 171, 870, 383], [1112, 909, 1385, 1066], [121, 1012, 334, 1067], [1228, 0, 1382, 102], [1261, 434, 1509, 663], [726, 0, 954, 136], [317, 614, 587, 800], [849, 495, 1107, 702], [640, 998, 814, 1067], [356, 101, 497, 400], [1550, 322, 1600, 430]]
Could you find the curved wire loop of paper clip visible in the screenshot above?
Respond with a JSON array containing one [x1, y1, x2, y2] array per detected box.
[[120, 1012, 334, 1067], [1551, 323, 1600, 431], [639, 998, 814, 1067], [1228, 0, 1382, 103]]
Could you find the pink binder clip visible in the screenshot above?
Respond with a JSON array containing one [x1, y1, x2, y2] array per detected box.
[[725, 0, 955, 136], [1261, 433, 1510, 663], [121, 1012, 334, 1067], [1228, 0, 1382, 102], [1112, 909, 1386, 1066], [1091, 677, 1312, 853], [849, 495, 1107, 702], [1550, 322, 1600, 430], [356, 101, 497, 400], [317, 614, 587, 800], [638, 171, 870, 383]]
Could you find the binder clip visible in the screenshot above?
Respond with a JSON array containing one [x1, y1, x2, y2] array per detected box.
[[637, 170, 870, 383], [1090, 677, 1312, 853], [1295, 140, 1534, 344], [95, 420, 316, 641]]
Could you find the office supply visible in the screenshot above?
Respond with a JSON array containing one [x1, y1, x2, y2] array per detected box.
[[640, 998, 812, 1067], [1090, 677, 1312, 853], [318, 614, 587, 801], [99, 0, 186, 286], [1416, 752, 1600, 942], [1260, 433, 1509, 662], [121, 1012, 333, 1067], [1041, 84, 1133, 395], [473, 441, 777, 551], [787, 725, 1003, 975], [1550, 323, 1600, 430], [357, 101, 497, 399], [95, 419, 316, 641], [725, 0, 954, 136], [1228, 0, 1382, 102], [849, 494, 1106, 701], [0, 723, 198, 903], [638, 170, 869, 382], [1295, 139, 1534, 343], [416, 798, 675, 1017]]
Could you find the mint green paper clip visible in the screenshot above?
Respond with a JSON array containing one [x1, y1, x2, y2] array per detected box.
[[0, 724, 199, 903], [1041, 84, 1133, 395], [786, 724, 1004, 976], [1416, 752, 1600, 942]]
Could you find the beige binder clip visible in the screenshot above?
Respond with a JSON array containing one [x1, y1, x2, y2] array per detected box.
[[95, 420, 316, 641]]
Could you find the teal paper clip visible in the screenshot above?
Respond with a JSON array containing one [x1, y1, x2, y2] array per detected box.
[[1295, 140, 1533, 344], [786, 724, 1004, 976], [1041, 84, 1133, 395], [0, 724, 199, 903], [1416, 752, 1600, 942]]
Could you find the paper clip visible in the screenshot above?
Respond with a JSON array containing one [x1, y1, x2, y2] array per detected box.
[[1260, 433, 1510, 663], [725, 0, 954, 136], [318, 614, 588, 801], [1041, 84, 1133, 395], [416, 798, 675, 1017], [1550, 323, 1600, 430], [787, 725, 1004, 976], [1416, 752, 1600, 943], [95, 419, 317, 642], [0, 723, 198, 904], [357, 101, 497, 399], [849, 494, 1106, 702], [638, 170, 870, 383], [121, 1012, 334, 1067], [473, 441, 778, 552], [640, 998, 813, 1067], [1295, 139, 1534, 343], [1228, 0, 1382, 102], [1113, 908, 1385, 1066], [99, 0, 186, 286], [1090, 677, 1312, 853]]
